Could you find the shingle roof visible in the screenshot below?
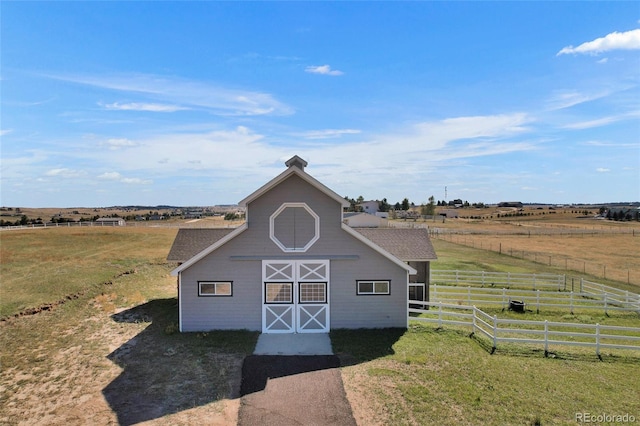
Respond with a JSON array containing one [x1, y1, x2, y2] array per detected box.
[[353, 228, 437, 261], [168, 226, 437, 264], [167, 228, 236, 262]]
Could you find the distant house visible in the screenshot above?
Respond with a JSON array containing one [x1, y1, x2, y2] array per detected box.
[[168, 155, 437, 333], [342, 212, 388, 228], [498, 201, 523, 208], [358, 200, 380, 214], [96, 217, 125, 226]]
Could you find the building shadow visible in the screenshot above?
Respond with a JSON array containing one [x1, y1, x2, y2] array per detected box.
[[102, 298, 258, 426]]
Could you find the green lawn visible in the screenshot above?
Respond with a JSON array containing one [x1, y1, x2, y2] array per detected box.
[[333, 325, 640, 425]]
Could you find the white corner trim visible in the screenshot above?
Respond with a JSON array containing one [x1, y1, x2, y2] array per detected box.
[[171, 224, 248, 276], [341, 223, 417, 274], [269, 202, 320, 252], [178, 273, 183, 332]]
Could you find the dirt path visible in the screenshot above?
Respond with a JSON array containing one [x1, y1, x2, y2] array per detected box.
[[238, 355, 356, 426]]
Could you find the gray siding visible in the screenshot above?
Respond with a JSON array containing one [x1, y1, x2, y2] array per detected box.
[[180, 173, 409, 331]]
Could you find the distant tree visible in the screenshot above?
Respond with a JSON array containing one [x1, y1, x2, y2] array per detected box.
[[394, 202, 401, 210], [379, 198, 391, 212], [401, 198, 410, 211], [424, 196, 436, 216]]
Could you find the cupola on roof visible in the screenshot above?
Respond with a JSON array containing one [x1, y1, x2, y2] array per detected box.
[[284, 155, 308, 170]]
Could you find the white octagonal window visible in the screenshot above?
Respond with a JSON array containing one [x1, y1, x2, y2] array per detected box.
[[270, 203, 320, 252]]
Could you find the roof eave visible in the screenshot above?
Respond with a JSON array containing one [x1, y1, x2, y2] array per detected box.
[[171, 224, 248, 276], [238, 167, 350, 208], [341, 223, 417, 274]]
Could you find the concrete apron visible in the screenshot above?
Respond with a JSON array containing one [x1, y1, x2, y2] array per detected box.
[[253, 333, 333, 355]]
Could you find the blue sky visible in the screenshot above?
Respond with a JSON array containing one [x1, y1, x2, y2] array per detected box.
[[2, 2, 639, 207]]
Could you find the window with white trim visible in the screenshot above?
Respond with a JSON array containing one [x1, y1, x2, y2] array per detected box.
[[199, 281, 233, 297], [265, 282, 293, 303], [299, 282, 327, 303], [356, 280, 390, 295]]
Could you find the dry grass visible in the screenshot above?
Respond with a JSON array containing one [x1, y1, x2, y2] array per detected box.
[[399, 213, 640, 289], [0, 227, 258, 425]]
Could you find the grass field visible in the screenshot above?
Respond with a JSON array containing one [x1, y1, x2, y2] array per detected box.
[[1, 220, 639, 425]]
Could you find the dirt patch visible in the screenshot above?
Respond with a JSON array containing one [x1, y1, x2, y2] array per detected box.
[[0, 300, 249, 425]]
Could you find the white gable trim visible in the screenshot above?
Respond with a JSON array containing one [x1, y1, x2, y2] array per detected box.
[[341, 223, 417, 275], [238, 166, 350, 208], [171, 224, 248, 276]]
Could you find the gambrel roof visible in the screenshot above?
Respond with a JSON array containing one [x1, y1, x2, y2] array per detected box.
[[168, 226, 435, 264]]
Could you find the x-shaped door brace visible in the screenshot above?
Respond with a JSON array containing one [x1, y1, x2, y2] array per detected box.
[[298, 305, 326, 330], [266, 306, 293, 331]]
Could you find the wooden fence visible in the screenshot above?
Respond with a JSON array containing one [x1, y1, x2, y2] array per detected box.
[[430, 285, 640, 315], [409, 301, 640, 358], [430, 269, 566, 290]]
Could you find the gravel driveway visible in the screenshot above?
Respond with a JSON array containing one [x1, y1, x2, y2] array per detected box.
[[238, 355, 357, 426]]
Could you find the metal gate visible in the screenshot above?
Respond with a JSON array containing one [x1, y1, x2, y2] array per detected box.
[[262, 260, 330, 333]]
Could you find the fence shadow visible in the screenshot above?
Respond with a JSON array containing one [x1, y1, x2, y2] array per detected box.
[[102, 299, 258, 426]]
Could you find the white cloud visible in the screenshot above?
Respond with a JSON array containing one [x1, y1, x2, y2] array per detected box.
[[101, 138, 139, 150], [301, 129, 361, 139], [305, 65, 344, 76], [45, 168, 86, 178], [557, 28, 640, 56], [0, 129, 13, 137], [563, 110, 640, 130], [121, 177, 152, 184], [101, 102, 189, 112], [98, 172, 122, 180], [596, 168, 610, 173], [546, 90, 612, 110], [47, 72, 294, 116], [98, 171, 151, 184]]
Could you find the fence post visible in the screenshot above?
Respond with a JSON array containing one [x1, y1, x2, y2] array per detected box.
[[455, 270, 459, 285], [604, 293, 608, 316], [502, 288, 507, 310], [492, 315, 498, 354], [467, 286, 471, 305], [580, 278, 584, 294], [544, 320, 549, 357], [507, 272, 511, 287], [438, 302, 443, 328], [433, 284, 437, 301], [472, 306, 477, 335], [570, 291, 574, 315], [536, 289, 540, 314], [595, 323, 601, 359], [482, 271, 485, 286], [533, 274, 537, 291]]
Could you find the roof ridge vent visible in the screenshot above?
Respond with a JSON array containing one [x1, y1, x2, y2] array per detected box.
[[285, 155, 308, 170]]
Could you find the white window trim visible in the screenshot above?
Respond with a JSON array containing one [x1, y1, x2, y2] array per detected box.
[[356, 280, 391, 295], [198, 281, 233, 297], [265, 282, 294, 304], [269, 202, 320, 253]]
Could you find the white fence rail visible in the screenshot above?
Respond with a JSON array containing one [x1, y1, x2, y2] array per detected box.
[[409, 301, 640, 358], [430, 269, 565, 290], [431, 285, 640, 315]]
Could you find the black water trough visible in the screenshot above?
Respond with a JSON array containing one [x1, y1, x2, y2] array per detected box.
[[509, 300, 525, 313]]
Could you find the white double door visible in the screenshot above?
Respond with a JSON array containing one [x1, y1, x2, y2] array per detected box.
[[262, 260, 330, 333]]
